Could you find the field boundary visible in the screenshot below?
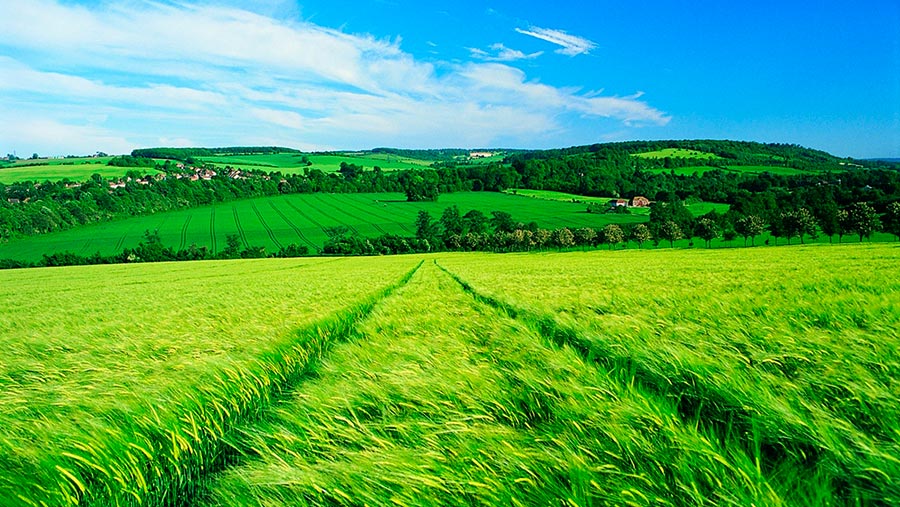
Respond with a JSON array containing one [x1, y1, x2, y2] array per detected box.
[[434, 261, 894, 503], [49, 261, 423, 507]]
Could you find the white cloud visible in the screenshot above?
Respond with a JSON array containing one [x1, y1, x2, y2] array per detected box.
[[515, 26, 597, 56], [469, 43, 543, 62], [0, 118, 136, 156], [0, 0, 666, 153]]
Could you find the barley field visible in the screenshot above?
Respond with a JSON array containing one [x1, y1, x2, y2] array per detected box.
[[1, 244, 898, 506]]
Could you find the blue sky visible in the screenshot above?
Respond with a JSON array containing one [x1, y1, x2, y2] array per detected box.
[[1, 0, 898, 157]]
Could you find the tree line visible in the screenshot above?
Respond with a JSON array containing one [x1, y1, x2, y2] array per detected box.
[[2, 141, 899, 246]]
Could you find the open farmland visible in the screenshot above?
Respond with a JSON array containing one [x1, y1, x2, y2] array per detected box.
[[1, 244, 898, 506], [641, 165, 819, 176], [0, 192, 648, 262], [633, 148, 721, 159], [0, 256, 420, 506], [196, 152, 434, 174], [0, 157, 161, 184]]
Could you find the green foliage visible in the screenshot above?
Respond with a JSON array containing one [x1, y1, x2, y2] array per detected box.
[[847, 202, 880, 242], [695, 217, 720, 247], [600, 223, 624, 248], [735, 215, 766, 246], [630, 223, 652, 248], [885, 202, 900, 240], [658, 220, 683, 247]]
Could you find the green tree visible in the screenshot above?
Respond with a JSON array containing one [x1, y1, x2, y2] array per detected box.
[[415, 210, 439, 241], [884, 202, 900, 241], [837, 209, 851, 243], [400, 170, 439, 202], [846, 202, 879, 242], [439, 205, 463, 243], [601, 224, 624, 249], [658, 220, 683, 248], [630, 223, 652, 249], [735, 215, 765, 246], [489, 211, 516, 233], [553, 227, 575, 249], [462, 209, 489, 234], [573, 227, 597, 248], [793, 208, 818, 244], [222, 233, 242, 258], [695, 218, 720, 248], [817, 202, 841, 243]]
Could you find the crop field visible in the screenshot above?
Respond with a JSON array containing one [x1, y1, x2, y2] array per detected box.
[[0, 255, 420, 506], [197, 153, 433, 174], [505, 188, 619, 204], [633, 148, 721, 159], [0, 192, 648, 261], [504, 189, 730, 216], [2, 244, 898, 506], [642, 165, 819, 177], [0, 157, 160, 183]]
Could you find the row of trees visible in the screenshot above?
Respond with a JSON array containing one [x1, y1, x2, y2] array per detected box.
[[647, 200, 898, 249], [0, 230, 309, 270], [2, 141, 899, 246]]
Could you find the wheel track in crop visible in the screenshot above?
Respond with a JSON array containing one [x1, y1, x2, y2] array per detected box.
[[341, 195, 414, 234], [232, 205, 248, 248], [209, 207, 217, 253], [114, 228, 130, 252], [251, 202, 283, 250], [267, 202, 317, 250], [434, 261, 895, 504], [308, 194, 362, 236], [52, 261, 423, 507], [282, 197, 328, 233], [330, 196, 389, 234], [179, 215, 192, 251]]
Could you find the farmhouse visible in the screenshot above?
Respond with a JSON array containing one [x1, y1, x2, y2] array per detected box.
[[631, 195, 651, 207], [469, 151, 494, 158], [608, 199, 628, 208]]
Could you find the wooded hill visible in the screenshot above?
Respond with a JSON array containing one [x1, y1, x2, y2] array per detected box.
[[2, 140, 898, 249]]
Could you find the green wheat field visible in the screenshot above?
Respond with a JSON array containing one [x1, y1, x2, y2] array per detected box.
[[1, 244, 898, 506]]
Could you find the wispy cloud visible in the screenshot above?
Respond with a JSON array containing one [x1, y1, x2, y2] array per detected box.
[[0, 0, 663, 154], [515, 26, 597, 56], [469, 43, 543, 62]]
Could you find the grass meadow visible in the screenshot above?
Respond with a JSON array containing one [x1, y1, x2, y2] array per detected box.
[[0, 157, 161, 184], [1, 244, 897, 506], [197, 152, 433, 174], [633, 148, 721, 160], [0, 192, 648, 261]]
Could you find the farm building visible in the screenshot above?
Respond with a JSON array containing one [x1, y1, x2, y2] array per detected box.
[[632, 196, 651, 207], [608, 199, 628, 208]]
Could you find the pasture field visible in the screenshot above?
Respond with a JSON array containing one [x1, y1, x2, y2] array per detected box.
[[633, 148, 721, 159], [0, 256, 420, 506], [2, 245, 898, 506], [0, 192, 647, 261], [505, 188, 618, 204], [642, 165, 818, 176], [504, 189, 728, 216], [0, 157, 160, 183], [197, 152, 433, 174]]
